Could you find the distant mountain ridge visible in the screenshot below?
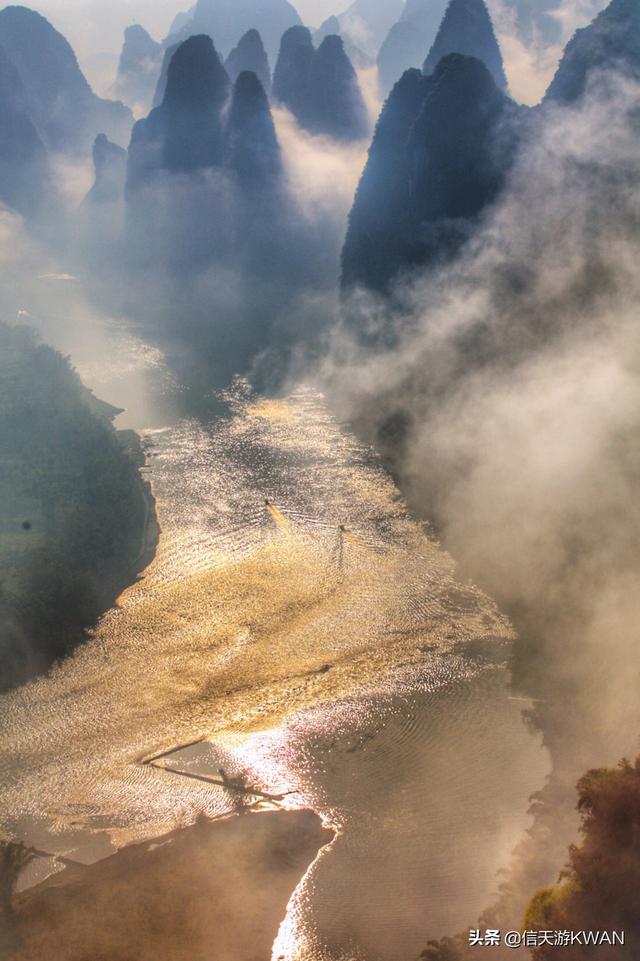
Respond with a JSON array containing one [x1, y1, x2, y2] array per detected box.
[[225, 29, 271, 96], [111, 25, 163, 112], [377, 0, 449, 95], [273, 27, 370, 141], [0, 5, 132, 152], [0, 40, 47, 215], [165, 0, 302, 63], [330, 0, 405, 61]]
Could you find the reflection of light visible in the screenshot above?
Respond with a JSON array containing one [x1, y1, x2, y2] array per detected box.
[[212, 726, 299, 805], [0, 382, 514, 866], [270, 822, 339, 961], [271, 845, 355, 961], [272, 896, 305, 961], [247, 400, 294, 424], [37, 272, 78, 282]]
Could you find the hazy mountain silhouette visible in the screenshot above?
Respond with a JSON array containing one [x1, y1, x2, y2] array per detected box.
[[337, 0, 405, 58], [0, 41, 47, 216], [0, 6, 132, 151], [225, 29, 271, 97], [160, 32, 230, 173], [315, 0, 404, 65], [274, 29, 369, 141], [86, 134, 127, 204], [152, 42, 179, 109], [128, 34, 231, 187], [126, 36, 291, 283], [314, 15, 368, 68], [227, 71, 281, 185], [272, 25, 315, 118], [316, 15, 341, 40], [122, 37, 309, 385], [377, 0, 448, 95], [168, 6, 195, 39], [112, 24, 163, 111], [343, 55, 524, 293], [226, 68, 296, 296], [545, 0, 640, 105], [423, 0, 507, 89], [305, 35, 369, 140], [342, 67, 430, 293], [167, 0, 302, 63]]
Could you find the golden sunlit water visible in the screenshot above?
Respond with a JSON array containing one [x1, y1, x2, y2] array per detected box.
[[0, 375, 549, 957]]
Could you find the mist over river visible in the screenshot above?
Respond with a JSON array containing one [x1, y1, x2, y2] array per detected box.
[[0, 327, 549, 959]]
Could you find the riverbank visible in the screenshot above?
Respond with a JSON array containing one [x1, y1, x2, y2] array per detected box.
[[112, 427, 161, 584], [11, 809, 331, 961], [0, 323, 162, 692]]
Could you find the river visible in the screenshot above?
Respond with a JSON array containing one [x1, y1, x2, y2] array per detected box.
[[0, 320, 550, 960]]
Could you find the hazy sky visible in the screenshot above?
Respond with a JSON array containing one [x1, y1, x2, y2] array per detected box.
[[28, 0, 345, 90], [23, 0, 608, 102], [32, 0, 343, 45]]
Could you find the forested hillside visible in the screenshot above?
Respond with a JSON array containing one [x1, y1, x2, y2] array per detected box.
[[0, 323, 153, 690]]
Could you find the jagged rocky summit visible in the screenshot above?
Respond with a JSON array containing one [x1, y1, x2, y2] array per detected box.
[[423, 0, 507, 90], [273, 29, 370, 141], [342, 55, 525, 293]]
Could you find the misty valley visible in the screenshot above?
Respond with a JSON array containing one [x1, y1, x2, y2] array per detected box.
[[1, 1, 640, 960]]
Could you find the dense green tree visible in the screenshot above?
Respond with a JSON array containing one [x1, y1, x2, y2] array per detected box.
[[526, 757, 640, 959]]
